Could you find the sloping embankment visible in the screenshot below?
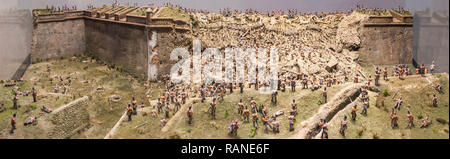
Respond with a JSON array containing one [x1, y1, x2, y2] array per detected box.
[[47, 96, 90, 139]]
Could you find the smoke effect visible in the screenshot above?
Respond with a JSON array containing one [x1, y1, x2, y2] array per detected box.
[[0, 0, 32, 79]]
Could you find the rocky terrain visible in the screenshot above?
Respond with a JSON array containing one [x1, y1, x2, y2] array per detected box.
[[181, 10, 371, 83]]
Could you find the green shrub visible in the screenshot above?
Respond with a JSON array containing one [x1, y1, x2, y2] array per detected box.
[[383, 89, 390, 97], [36, 58, 41, 63], [317, 99, 323, 105], [31, 104, 37, 110], [249, 128, 256, 137], [418, 113, 423, 119], [224, 109, 229, 118], [258, 104, 264, 113], [436, 73, 441, 78]]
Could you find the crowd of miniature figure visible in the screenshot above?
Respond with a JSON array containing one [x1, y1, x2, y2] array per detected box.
[[5, 2, 438, 138], [41, 1, 409, 16], [5, 59, 442, 138]]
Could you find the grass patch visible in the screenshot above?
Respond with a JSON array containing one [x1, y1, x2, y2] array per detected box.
[[383, 89, 390, 97], [249, 128, 256, 138], [158, 7, 191, 23]]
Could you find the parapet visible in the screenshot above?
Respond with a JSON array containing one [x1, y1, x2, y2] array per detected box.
[[32, 5, 192, 31], [358, 9, 413, 27]]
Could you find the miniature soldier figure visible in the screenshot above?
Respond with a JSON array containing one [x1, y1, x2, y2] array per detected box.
[[430, 61, 435, 75], [271, 91, 278, 104], [10, 113, 17, 134], [420, 115, 431, 128], [201, 88, 206, 103], [354, 74, 359, 83], [160, 118, 167, 127], [187, 105, 194, 125], [323, 87, 328, 103], [340, 115, 348, 136], [237, 99, 244, 115], [127, 104, 133, 121], [32, 87, 37, 103], [291, 77, 296, 92], [272, 119, 280, 134], [164, 104, 170, 118], [174, 98, 181, 112], [407, 108, 414, 128], [239, 83, 243, 93], [383, 67, 388, 80], [210, 98, 217, 118], [13, 95, 18, 109], [390, 108, 398, 128], [375, 68, 380, 86], [288, 115, 295, 131], [181, 90, 187, 104], [351, 105, 358, 121], [242, 106, 250, 122], [229, 120, 239, 136], [432, 94, 438, 107], [157, 98, 162, 113], [321, 120, 328, 139], [290, 99, 297, 116], [229, 83, 233, 93], [360, 102, 368, 115], [394, 97, 403, 110], [132, 97, 137, 115], [252, 112, 258, 128]]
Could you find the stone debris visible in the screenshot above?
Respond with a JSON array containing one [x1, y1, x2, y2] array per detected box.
[[109, 94, 121, 102], [189, 11, 370, 82]]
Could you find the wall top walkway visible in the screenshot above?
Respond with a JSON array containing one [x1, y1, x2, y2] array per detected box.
[[33, 9, 191, 31]]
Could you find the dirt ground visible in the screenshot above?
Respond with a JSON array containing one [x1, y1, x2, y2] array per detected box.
[[324, 74, 449, 139], [0, 56, 163, 138], [0, 57, 448, 139]]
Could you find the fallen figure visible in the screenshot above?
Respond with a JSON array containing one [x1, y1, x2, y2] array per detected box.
[[24, 116, 38, 126], [4, 81, 16, 87], [310, 83, 321, 91], [41, 106, 52, 113], [420, 115, 432, 128]]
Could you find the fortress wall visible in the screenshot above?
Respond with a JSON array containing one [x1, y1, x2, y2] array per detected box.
[[359, 25, 413, 65], [30, 19, 85, 62], [30, 11, 191, 80], [150, 27, 191, 79], [47, 96, 90, 139], [85, 18, 148, 78]]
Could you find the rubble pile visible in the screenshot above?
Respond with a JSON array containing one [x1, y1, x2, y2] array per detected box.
[[188, 11, 369, 83]]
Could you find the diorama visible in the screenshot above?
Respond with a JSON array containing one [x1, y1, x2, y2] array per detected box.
[[0, 0, 448, 139]]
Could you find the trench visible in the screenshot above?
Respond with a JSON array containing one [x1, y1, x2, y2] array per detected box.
[[293, 83, 362, 139]]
